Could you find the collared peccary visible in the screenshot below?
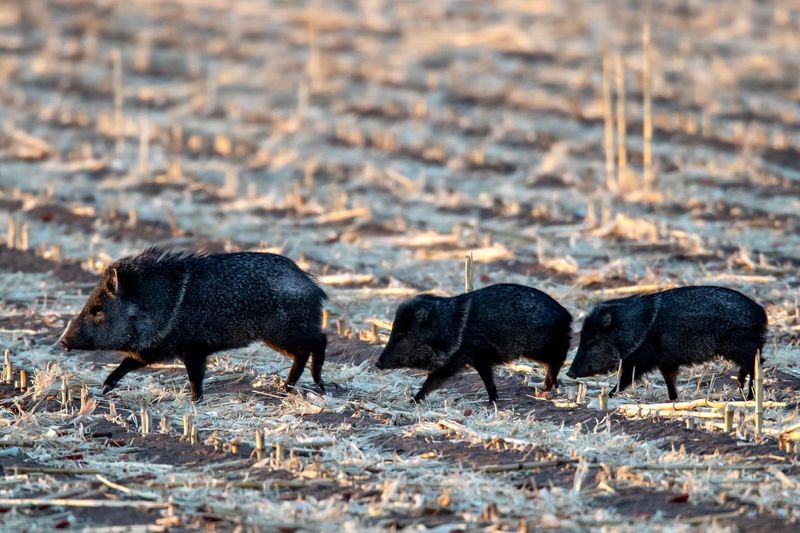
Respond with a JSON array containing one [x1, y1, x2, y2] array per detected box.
[[57, 248, 327, 401], [374, 283, 572, 403], [566, 286, 767, 400]]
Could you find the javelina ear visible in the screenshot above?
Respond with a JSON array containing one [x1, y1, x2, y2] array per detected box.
[[414, 306, 429, 323], [600, 311, 612, 328], [106, 268, 120, 295]]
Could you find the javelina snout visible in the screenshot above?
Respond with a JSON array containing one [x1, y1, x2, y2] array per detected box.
[[57, 316, 109, 353], [568, 312, 622, 380], [375, 341, 417, 371], [57, 268, 140, 355], [375, 301, 439, 373], [374, 344, 397, 370], [567, 343, 620, 379], [56, 320, 75, 352], [58, 317, 101, 353]]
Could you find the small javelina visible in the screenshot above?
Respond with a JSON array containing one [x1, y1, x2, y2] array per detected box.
[[567, 286, 767, 400], [375, 284, 572, 403], [58, 248, 327, 401]]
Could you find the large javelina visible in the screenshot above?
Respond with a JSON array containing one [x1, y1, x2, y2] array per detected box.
[[567, 286, 767, 400], [375, 284, 572, 403], [58, 248, 327, 401]]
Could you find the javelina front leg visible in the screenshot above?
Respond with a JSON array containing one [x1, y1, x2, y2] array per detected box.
[[310, 335, 326, 393], [737, 365, 754, 400], [284, 352, 310, 392], [103, 357, 146, 394], [543, 365, 561, 391], [413, 366, 459, 403], [184, 356, 207, 402], [543, 351, 566, 391], [658, 364, 680, 401], [473, 361, 498, 403], [609, 363, 635, 398]]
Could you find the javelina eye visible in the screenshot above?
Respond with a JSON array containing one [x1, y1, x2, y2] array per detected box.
[[89, 305, 102, 315]]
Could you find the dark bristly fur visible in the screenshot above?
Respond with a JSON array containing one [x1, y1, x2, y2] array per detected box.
[[567, 285, 768, 400], [58, 247, 327, 401], [375, 283, 572, 403]]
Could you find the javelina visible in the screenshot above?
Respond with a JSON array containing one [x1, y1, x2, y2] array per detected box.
[[374, 283, 572, 403], [566, 286, 767, 400], [58, 248, 327, 401]]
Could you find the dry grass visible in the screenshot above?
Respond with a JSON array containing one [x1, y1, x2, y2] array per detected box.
[[1, 0, 800, 530]]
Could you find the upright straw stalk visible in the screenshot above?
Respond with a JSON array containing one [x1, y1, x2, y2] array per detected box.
[[464, 253, 474, 292], [602, 55, 616, 191], [615, 54, 629, 191], [642, 21, 654, 189], [111, 48, 124, 155], [754, 352, 763, 438]]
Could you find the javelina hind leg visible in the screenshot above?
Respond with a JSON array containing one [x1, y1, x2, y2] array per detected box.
[[184, 355, 207, 402], [737, 365, 754, 400], [284, 352, 310, 392], [542, 347, 567, 391], [473, 360, 498, 403], [609, 363, 635, 397], [103, 357, 146, 394], [413, 364, 460, 403], [658, 364, 680, 400], [543, 365, 561, 391], [310, 335, 326, 393]]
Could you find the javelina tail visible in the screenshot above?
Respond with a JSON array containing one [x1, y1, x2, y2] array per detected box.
[[311, 333, 326, 392], [312, 281, 328, 303], [297, 266, 328, 303]]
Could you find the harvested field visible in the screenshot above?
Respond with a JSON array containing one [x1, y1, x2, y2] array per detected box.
[[2, 0, 800, 530]]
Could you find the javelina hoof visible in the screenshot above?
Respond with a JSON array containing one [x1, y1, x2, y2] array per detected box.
[[543, 377, 559, 390], [101, 382, 117, 395]]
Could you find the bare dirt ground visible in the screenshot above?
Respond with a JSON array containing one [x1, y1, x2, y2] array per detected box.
[[1, 0, 800, 530]]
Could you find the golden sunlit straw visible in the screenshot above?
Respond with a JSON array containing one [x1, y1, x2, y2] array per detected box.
[[599, 387, 608, 412], [642, 20, 654, 189], [0, 2, 798, 530], [464, 252, 474, 292], [602, 55, 616, 191], [111, 48, 124, 155], [754, 352, 764, 438], [615, 53, 628, 192]]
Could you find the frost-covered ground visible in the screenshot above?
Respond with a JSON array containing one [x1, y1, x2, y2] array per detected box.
[[1, 0, 800, 530]]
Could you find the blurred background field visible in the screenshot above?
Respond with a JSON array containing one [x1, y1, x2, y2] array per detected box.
[[1, 0, 800, 530]]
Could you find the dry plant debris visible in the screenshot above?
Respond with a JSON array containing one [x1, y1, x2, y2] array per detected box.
[[1, 0, 800, 530]]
